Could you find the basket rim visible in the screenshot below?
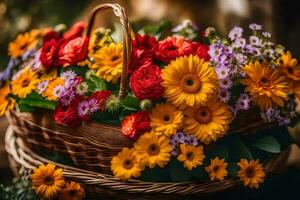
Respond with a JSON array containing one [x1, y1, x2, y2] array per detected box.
[[5, 126, 290, 195]]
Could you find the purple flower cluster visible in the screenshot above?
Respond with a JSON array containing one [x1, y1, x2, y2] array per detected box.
[[170, 131, 198, 156], [53, 70, 82, 106], [261, 108, 291, 126], [77, 98, 100, 121], [0, 58, 20, 86]]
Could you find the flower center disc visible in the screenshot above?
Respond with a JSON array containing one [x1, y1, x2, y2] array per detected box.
[[186, 152, 194, 161], [22, 79, 30, 87], [163, 115, 171, 123], [44, 176, 54, 185], [259, 77, 270, 87], [180, 74, 202, 93], [195, 106, 212, 124], [111, 55, 119, 62], [123, 159, 133, 169], [147, 144, 160, 156], [245, 167, 255, 178]]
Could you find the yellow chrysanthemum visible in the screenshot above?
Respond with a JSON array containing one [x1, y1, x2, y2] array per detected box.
[[183, 96, 232, 144], [0, 84, 16, 116], [8, 30, 40, 58], [134, 132, 172, 168], [177, 144, 205, 170], [43, 78, 64, 101], [92, 43, 123, 83], [150, 103, 183, 137], [31, 163, 65, 199], [205, 157, 228, 181], [111, 148, 144, 181], [58, 181, 85, 200], [88, 28, 114, 55], [241, 61, 288, 111], [161, 55, 219, 109], [11, 68, 39, 98], [237, 159, 266, 188]]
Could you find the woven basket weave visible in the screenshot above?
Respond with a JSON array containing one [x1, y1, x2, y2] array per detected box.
[[5, 126, 290, 200]]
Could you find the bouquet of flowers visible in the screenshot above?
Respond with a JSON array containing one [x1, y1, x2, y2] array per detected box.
[[1, 9, 299, 196]]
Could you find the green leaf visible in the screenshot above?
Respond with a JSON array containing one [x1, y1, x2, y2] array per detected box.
[[252, 135, 281, 153], [168, 159, 192, 182], [228, 137, 253, 162], [205, 143, 229, 162], [19, 104, 36, 112], [140, 166, 171, 182], [19, 98, 57, 110], [89, 75, 107, 91], [119, 110, 134, 122], [121, 95, 140, 111], [227, 162, 239, 177], [191, 165, 208, 180]]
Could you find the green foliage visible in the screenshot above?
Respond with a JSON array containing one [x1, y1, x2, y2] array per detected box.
[[169, 159, 192, 182], [205, 142, 229, 163], [0, 178, 38, 200], [139, 166, 171, 182], [138, 20, 172, 40], [227, 162, 240, 177], [252, 135, 281, 153], [19, 92, 57, 110], [227, 136, 253, 162], [85, 75, 107, 93], [120, 94, 140, 111]]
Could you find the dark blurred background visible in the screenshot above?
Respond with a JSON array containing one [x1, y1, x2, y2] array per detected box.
[[1, 0, 300, 199]]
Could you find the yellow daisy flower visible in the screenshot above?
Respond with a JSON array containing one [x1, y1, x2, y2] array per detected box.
[[58, 181, 85, 200], [177, 144, 205, 170], [241, 61, 288, 111], [43, 78, 64, 101], [31, 163, 65, 199], [237, 159, 266, 188], [111, 148, 144, 181], [183, 96, 232, 144], [134, 132, 172, 168], [150, 103, 183, 137], [161, 55, 219, 109], [93, 43, 123, 83], [11, 68, 39, 98], [0, 84, 16, 116], [205, 157, 228, 181], [8, 30, 39, 58]]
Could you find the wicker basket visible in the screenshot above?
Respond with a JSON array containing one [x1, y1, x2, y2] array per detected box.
[[5, 126, 290, 200]]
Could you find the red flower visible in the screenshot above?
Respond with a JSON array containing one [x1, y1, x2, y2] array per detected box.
[[130, 34, 158, 73], [53, 105, 81, 128], [91, 90, 112, 111], [58, 36, 89, 67], [155, 36, 193, 63], [130, 64, 164, 100], [121, 111, 150, 139], [192, 42, 210, 61], [40, 38, 60, 69], [63, 21, 86, 41]]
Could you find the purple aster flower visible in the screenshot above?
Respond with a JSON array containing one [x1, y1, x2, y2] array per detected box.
[[219, 89, 231, 103], [249, 23, 262, 31], [219, 78, 233, 89], [261, 108, 276, 122], [61, 70, 77, 81], [59, 90, 76, 106], [216, 65, 230, 79], [37, 80, 49, 94], [262, 32, 271, 38], [53, 85, 65, 98], [228, 27, 243, 41], [77, 99, 100, 119], [236, 94, 251, 111], [171, 149, 178, 156], [209, 42, 224, 61], [21, 49, 35, 62], [233, 38, 246, 48], [185, 135, 198, 146], [0, 58, 20, 85], [251, 47, 261, 57], [249, 36, 262, 47], [234, 53, 247, 66], [31, 50, 42, 71]]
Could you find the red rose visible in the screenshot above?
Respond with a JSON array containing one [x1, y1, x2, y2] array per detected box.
[[40, 38, 60, 69], [155, 36, 193, 63], [192, 42, 210, 61], [53, 104, 81, 127], [91, 90, 112, 111], [58, 36, 89, 67], [63, 21, 86, 41], [130, 64, 164, 100], [121, 111, 150, 138], [130, 34, 158, 73]]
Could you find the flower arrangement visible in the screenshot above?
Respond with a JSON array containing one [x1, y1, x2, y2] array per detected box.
[[0, 19, 298, 190]]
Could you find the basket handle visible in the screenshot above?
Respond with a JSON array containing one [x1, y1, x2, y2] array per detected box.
[[86, 3, 131, 99]]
